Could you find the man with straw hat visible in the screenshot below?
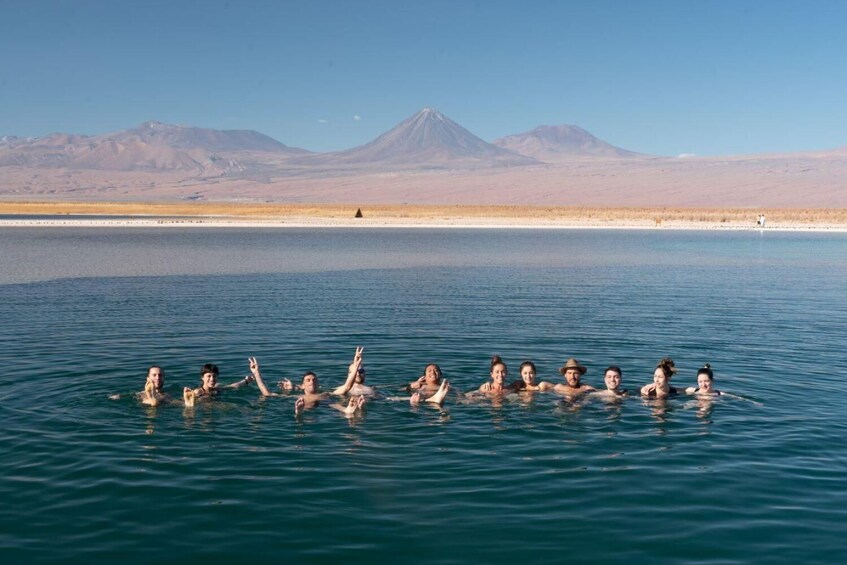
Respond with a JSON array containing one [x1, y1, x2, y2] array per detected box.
[[553, 358, 596, 398]]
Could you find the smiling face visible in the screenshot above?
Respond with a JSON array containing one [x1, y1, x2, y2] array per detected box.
[[201, 371, 217, 390], [697, 373, 712, 391], [354, 368, 366, 384], [490, 363, 507, 386], [302, 373, 319, 394], [520, 365, 536, 386], [565, 368, 581, 387], [653, 367, 668, 388], [604, 369, 621, 391], [424, 364, 442, 385], [147, 366, 164, 390]]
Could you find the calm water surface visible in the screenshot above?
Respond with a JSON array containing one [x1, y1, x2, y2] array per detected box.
[[1, 228, 846, 563]]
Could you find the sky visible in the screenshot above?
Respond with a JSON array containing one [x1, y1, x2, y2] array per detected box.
[[1, 0, 846, 156]]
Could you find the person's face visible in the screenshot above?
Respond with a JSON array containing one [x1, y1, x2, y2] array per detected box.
[[202, 371, 217, 389], [565, 368, 581, 387], [491, 364, 507, 386], [302, 374, 318, 394], [653, 368, 668, 388], [147, 367, 164, 389], [697, 374, 712, 391], [520, 365, 536, 385], [424, 365, 441, 385], [604, 370, 621, 391], [354, 368, 365, 384]]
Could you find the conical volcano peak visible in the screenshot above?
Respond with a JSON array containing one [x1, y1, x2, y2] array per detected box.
[[321, 108, 536, 166]]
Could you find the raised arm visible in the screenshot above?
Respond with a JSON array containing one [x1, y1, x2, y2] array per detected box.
[[249, 357, 275, 397], [332, 346, 363, 395]]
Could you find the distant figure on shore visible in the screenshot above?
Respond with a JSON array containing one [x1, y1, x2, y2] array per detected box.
[[553, 358, 595, 398], [757, 214, 766, 227], [685, 364, 722, 396], [640, 357, 679, 398], [594, 366, 628, 398], [182, 363, 253, 407], [510, 360, 554, 392]]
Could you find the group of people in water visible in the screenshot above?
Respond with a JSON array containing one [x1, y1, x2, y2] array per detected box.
[[126, 348, 723, 417]]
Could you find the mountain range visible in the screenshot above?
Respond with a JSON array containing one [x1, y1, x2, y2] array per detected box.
[[1, 108, 845, 207], [0, 108, 637, 175]]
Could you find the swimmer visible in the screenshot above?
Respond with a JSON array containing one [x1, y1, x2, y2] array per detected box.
[[183, 362, 253, 407], [473, 355, 511, 395], [141, 365, 169, 406], [685, 364, 722, 396], [553, 358, 595, 398], [408, 363, 444, 392], [332, 347, 376, 396], [293, 372, 331, 417], [640, 357, 679, 398], [593, 366, 628, 398], [510, 361, 554, 392], [410, 379, 452, 407]]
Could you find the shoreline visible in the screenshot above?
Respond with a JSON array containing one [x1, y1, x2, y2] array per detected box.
[[1, 217, 846, 232], [0, 200, 845, 231]]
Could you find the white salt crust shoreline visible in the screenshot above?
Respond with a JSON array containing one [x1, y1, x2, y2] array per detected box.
[[0, 217, 846, 232]]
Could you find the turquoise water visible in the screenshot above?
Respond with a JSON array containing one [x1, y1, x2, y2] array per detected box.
[[1, 228, 846, 562]]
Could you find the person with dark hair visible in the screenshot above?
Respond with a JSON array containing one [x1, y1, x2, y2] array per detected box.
[[408, 364, 443, 392], [594, 366, 628, 398], [331, 347, 375, 396], [510, 360, 554, 392], [686, 364, 722, 396], [251, 354, 367, 418], [553, 358, 595, 398], [640, 357, 679, 398], [182, 362, 253, 407], [473, 355, 511, 395], [139, 365, 169, 406]]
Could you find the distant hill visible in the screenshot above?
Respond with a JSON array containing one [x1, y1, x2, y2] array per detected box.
[[296, 108, 537, 168], [0, 122, 308, 173], [493, 125, 645, 161]]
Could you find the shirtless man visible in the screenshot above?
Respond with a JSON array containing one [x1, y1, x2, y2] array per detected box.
[[183, 363, 253, 407], [553, 358, 595, 398], [331, 347, 376, 396], [249, 356, 366, 418], [592, 366, 628, 399], [140, 365, 169, 406]]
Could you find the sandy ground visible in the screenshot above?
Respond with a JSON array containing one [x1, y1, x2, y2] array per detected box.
[[0, 201, 845, 231]]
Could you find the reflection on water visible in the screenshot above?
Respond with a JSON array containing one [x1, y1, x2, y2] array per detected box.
[[1, 228, 846, 562]]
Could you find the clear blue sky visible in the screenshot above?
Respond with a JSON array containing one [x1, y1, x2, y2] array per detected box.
[[2, 0, 845, 156]]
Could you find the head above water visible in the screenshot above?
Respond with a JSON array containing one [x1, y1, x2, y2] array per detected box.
[[490, 355, 507, 384], [147, 365, 164, 388], [604, 366, 622, 390], [558, 358, 587, 387], [519, 361, 537, 385], [424, 364, 442, 384], [301, 371, 319, 393], [697, 363, 714, 391], [655, 357, 676, 379]]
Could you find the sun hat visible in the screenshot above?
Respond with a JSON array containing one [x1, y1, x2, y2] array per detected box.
[[558, 358, 587, 375]]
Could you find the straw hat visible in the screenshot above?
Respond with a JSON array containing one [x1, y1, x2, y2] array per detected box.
[[558, 358, 587, 375]]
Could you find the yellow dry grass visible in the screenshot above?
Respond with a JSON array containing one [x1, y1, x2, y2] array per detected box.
[[0, 200, 846, 224]]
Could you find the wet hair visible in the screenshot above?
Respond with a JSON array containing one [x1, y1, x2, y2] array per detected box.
[[519, 361, 537, 373], [148, 365, 164, 376], [424, 364, 442, 379], [490, 355, 507, 373], [697, 363, 714, 380], [655, 357, 676, 379], [302, 371, 317, 380], [604, 366, 622, 377], [200, 363, 219, 377]]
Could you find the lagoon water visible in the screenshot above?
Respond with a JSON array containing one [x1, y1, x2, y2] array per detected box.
[[1, 228, 846, 562]]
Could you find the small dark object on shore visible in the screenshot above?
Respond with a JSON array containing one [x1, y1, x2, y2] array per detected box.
[[355, 208, 363, 218]]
